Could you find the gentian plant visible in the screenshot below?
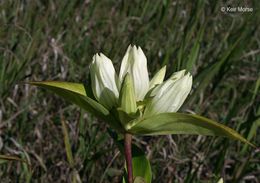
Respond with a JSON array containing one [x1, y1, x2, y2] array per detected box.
[[25, 45, 256, 183]]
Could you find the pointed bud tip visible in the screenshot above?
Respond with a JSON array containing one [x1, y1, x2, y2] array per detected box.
[[124, 72, 131, 80], [162, 65, 167, 71]]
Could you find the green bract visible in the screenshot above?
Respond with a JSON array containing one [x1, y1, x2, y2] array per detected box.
[[24, 45, 255, 148], [119, 74, 137, 114]]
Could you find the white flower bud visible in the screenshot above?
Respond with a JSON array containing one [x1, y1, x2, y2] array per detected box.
[[90, 53, 119, 109], [145, 70, 192, 116], [119, 45, 149, 101]]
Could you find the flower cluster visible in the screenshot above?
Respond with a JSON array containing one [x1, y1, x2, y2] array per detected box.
[[90, 45, 192, 118]]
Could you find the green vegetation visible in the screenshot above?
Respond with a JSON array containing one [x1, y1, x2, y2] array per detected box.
[[0, 0, 259, 182]]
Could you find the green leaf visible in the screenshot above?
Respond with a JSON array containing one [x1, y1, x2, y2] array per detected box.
[[131, 145, 152, 183], [123, 144, 152, 183], [28, 81, 87, 96], [23, 81, 124, 132], [129, 113, 256, 148], [24, 81, 108, 116]]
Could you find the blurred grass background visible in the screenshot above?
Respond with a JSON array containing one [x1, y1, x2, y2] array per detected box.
[[0, 0, 259, 182]]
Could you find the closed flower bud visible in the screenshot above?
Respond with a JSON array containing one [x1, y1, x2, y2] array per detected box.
[[145, 70, 192, 116], [119, 45, 149, 101], [90, 53, 119, 109]]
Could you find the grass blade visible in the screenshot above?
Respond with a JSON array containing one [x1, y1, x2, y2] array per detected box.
[[61, 120, 74, 168]]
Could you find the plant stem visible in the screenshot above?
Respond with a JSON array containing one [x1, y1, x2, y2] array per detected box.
[[124, 133, 133, 183]]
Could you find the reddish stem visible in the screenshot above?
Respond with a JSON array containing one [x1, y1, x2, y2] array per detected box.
[[124, 133, 133, 183]]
